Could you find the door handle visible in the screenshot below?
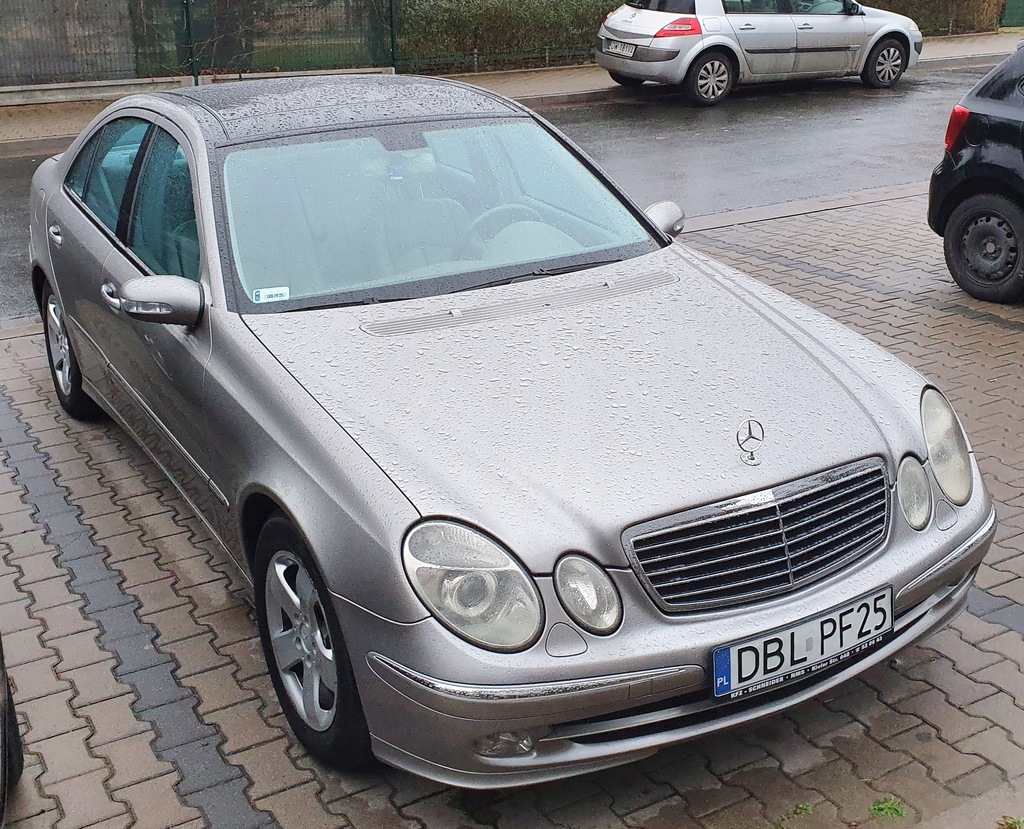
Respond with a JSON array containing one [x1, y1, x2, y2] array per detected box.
[[738, 23, 756, 30], [48, 225, 62, 246], [797, 23, 814, 28], [100, 282, 121, 312]]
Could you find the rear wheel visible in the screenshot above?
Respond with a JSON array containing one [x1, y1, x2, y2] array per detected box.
[[41, 282, 101, 420], [861, 37, 907, 89], [943, 193, 1024, 303], [254, 513, 372, 770], [684, 51, 734, 106], [608, 71, 645, 87]]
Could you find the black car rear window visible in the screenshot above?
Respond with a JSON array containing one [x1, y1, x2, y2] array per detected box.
[[625, 0, 697, 12], [973, 51, 1024, 101]]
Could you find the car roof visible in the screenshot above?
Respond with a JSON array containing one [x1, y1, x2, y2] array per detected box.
[[158, 74, 525, 145]]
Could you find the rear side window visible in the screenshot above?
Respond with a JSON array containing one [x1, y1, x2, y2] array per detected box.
[[128, 128, 201, 282], [625, 0, 696, 12], [81, 118, 150, 232], [66, 134, 100, 198], [973, 54, 1024, 101], [723, 0, 781, 12]]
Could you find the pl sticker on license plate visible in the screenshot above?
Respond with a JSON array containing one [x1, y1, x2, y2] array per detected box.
[[712, 586, 894, 700]]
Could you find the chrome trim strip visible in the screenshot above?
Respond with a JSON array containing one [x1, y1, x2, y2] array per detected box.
[[623, 457, 890, 614], [369, 654, 697, 702], [897, 507, 996, 601]]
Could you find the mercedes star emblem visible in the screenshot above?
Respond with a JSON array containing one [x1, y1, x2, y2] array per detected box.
[[737, 419, 765, 466]]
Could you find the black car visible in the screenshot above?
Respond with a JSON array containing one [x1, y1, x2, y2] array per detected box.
[[928, 46, 1024, 303]]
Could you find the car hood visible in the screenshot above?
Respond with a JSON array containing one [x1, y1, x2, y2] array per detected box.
[[244, 245, 924, 572], [862, 6, 917, 30]]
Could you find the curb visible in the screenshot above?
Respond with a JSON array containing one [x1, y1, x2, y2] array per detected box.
[[682, 181, 930, 232]]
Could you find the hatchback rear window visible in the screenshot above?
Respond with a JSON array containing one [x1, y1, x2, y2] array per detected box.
[[625, 0, 696, 12]]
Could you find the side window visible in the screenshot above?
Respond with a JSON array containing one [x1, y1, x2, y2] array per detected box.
[[790, 0, 845, 12], [128, 128, 201, 282], [725, 0, 781, 11], [65, 133, 101, 198], [81, 118, 150, 232]]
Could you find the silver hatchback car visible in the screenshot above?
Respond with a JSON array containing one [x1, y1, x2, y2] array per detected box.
[[596, 0, 922, 105], [30, 76, 993, 789]]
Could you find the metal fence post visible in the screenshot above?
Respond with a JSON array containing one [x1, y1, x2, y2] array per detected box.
[[183, 0, 198, 84], [389, 0, 400, 71]]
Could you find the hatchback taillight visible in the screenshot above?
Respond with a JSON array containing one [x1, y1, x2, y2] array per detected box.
[[654, 15, 703, 37], [944, 105, 970, 153]]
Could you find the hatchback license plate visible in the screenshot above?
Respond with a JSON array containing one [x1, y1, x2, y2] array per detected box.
[[712, 586, 893, 699], [605, 40, 636, 57]]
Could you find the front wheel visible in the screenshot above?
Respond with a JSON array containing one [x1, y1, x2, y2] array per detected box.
[[41, 282, 100, 420], [609, 71, 645, 88], [861, 37, 907, 89], [684, 52, 734, 106], [943, 193, 1024, 303], [254, 513, 372, 770]]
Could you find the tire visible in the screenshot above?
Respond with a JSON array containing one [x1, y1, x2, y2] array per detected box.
[[254, 513, 372, 770], [943, 193, 1024, 303], [861, 37, 907, 89], [4, 681, 23, 796], [608, 71, 645, 88], [40, 282, 101, 420], [684, 51, 735, 106]]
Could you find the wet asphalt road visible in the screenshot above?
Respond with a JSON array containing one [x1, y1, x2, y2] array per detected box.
[[0, 61, 996, 320]]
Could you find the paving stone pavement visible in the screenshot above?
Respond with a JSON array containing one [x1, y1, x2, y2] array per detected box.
[[2, 190, 1024, 828]]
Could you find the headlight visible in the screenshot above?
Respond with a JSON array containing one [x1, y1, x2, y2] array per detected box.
[[897, 456, 931, 530], [921, 389, 972, 506], [554, 555, 622, 635], [403, 521, 543, 652]]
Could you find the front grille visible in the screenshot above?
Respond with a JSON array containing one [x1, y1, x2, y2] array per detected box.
[[624, 459, 889, 613]]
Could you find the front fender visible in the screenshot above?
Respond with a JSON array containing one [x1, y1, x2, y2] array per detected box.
[[858, 26, 910, 73]]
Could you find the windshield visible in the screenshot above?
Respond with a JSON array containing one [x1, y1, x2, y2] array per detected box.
[[221, 118, 660, 312]]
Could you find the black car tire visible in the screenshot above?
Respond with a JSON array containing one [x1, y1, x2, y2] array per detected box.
[[4, 681, 23, 797], [684, 51, 735, 106], [254, 513, 373, 770], [944, 193, 1024, 303], [861, 37, 908, 89], [608, 71, 645, 88], [40, 282, 101, 420]]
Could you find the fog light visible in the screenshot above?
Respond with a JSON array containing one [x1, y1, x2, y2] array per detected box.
[[473, 731, 534, 758]]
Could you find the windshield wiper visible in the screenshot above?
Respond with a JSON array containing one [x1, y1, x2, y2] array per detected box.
[[454, 258, 622, 293]]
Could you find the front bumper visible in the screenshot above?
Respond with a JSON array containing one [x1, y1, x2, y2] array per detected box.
[[339, 493, 995, 788]]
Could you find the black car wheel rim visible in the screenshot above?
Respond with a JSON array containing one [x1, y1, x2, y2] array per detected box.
[[961, 213, 1018, 283]]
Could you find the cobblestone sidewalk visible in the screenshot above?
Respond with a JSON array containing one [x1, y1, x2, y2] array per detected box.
[[2, 190, 1024, 829]]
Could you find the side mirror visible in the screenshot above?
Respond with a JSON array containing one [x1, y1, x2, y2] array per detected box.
[[843, 0, 862, 13], [119, 275, 204, 328], [645, 201, 685, 238]]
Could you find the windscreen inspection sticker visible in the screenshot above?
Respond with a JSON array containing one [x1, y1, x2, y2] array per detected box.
[[252, 287, 290, 303]]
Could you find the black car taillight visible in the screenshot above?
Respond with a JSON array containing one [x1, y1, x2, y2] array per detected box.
[[944, 105, 970, 153]]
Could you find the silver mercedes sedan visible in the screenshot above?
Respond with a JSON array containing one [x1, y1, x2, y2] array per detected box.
[[29, 75, 994, 788]]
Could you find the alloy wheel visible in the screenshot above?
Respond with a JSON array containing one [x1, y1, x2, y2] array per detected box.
[[264, 549, 338, 731], [961, 213, 1018, 283], [697, 60, 730, 100], [875, 47, 903, 84], [45, 293, 72, 396]]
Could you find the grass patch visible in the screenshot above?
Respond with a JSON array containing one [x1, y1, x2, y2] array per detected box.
[[997, 818, 1024, 829], [870, 798, 908, 819]]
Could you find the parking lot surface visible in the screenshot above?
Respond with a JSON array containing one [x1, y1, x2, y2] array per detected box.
[[2, 188, 1024, 828]]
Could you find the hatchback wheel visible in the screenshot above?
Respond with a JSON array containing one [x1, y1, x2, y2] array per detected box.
[[944, 194, 1024, 303], [684, 51, 734, 106], [862, 37, 907, 89], [41, 282, 100, 419], [254, 513, 372, 769]]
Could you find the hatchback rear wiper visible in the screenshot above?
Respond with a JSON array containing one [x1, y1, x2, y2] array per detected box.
[[454, 258, 623, 293]]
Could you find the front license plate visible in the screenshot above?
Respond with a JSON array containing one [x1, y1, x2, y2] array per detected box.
[[712, 586, 893, 700], [605, 39, 636, 57]]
